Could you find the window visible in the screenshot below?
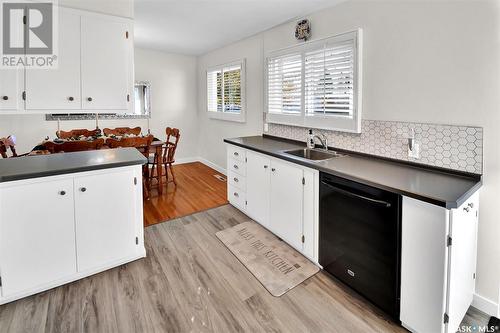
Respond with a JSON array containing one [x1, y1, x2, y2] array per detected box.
[[207, 60, 246, 122], [266, 30, 362, 133]]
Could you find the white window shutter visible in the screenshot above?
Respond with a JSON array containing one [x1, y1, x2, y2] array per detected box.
[[305, 40, 354, 117], [267, 53, 302, 115]]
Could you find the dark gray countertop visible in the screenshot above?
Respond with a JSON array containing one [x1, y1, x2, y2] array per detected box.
[[0, 148, 147, 183], [224, 136, 482, 209]]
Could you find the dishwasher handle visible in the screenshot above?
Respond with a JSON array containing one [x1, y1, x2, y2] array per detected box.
[[321, 180, 392, 208]]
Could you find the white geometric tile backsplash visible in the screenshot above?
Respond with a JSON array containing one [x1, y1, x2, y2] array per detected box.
[[267, 120, 483, 174]]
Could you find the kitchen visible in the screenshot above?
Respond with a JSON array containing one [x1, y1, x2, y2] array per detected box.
[[0, 0, 499, 332]]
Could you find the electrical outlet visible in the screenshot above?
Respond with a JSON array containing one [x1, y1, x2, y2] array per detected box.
[[408, 143, 420, 159]]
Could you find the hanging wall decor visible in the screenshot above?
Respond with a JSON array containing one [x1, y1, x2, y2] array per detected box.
[[295, 19, 311, 41]]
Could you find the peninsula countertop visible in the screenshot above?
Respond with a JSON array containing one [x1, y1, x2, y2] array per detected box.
[[224, 135, 482, 209], [0, 148, 147, 183]]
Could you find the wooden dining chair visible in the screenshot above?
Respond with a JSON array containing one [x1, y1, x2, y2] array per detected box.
[[107, 135, 154, 199], [148, 127, 181, 187], [0, 136, 18, 158], [57, 129, 100, 139], [44, 139, 105, 153], [103, 127, 141, 137]]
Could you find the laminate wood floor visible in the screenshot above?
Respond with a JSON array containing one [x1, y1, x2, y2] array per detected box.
[[143, 162, 228, 227], [0, 205, 489, 333]]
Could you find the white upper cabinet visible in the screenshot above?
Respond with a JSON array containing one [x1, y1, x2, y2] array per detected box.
[[25, 9, 81, 110], [269, 158, 304, 250], [0, 69, 22, 111], [1, 7, 133, 114], [81, 16, 131, 111]]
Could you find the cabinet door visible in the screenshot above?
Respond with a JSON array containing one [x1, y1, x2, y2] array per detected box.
[[246, 151, 270, 227], [447, 193, 479, 332], [74, 169, 138, 272], [81, 16, 131, 111], [0, 69, 22, 111], [0, 179, 77, 297], [25, 9, 81, 110], [269, 159, 304, 250]]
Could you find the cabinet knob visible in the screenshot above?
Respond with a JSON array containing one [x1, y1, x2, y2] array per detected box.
[[264, 165, 268, 169], [271, 168, 276, 172], [233, 164, 239, 169], [68, 96, 74, 101], [87, 97, 93, 102], [233, 177, 239, 183], [80, 187, 87, 192], [59, 190, 66, 196], [233, 152, 239, 156], [2, 96, 8, 101], [468, 202, 474, 209], [233, 192, 239, 197], [463, 207, 470, 213]]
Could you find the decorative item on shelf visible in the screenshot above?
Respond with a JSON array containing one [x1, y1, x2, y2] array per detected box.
[[295, 19, 311, 41], [95, 113, 102, 136]]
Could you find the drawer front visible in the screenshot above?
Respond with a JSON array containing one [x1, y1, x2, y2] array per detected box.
[[227, 145, 246, 162], [228, 184, 246, 210], [229, 170, 246, 191], [228, 158, 246, 176]]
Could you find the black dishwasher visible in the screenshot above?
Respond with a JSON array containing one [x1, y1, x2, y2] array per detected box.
[[319, 173, 401, 320]]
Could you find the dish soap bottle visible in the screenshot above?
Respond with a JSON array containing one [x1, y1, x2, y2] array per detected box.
[[307, 129, 315, 149]]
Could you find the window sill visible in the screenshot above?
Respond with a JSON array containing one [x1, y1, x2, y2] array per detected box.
[[208, 111, 246, 123], [266, 113, 361, 133]]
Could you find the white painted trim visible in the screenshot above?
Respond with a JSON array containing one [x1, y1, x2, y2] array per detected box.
[[170, 157, 227, 175], [472, 293, 499, 317], [198, 157, 227, 175]]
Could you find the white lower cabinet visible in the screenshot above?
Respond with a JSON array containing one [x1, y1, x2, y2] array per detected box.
[[0, 179, 77, 297], [245, 150, 271, 228], [74, 169, 139, 272], [0, 166, 145, 304], [400, 192, 479, 333], [226, 144, 319, 262]]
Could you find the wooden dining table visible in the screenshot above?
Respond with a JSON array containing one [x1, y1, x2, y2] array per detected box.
[[30, 137, 168, 195]]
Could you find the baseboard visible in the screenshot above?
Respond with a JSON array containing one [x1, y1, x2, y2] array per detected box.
[[473, 293, 499, 317], [174, 157, 201, 165], [197, 157, 227, 175]]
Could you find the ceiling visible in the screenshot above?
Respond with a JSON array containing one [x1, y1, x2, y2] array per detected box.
[[134, 0, 345, 55]]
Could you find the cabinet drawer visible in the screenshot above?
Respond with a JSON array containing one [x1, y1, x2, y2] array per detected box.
[[229, 170, 246, 191], [227, 145, 246, 162], [228, 184, 246, 210], [228, 158, 246, 176]]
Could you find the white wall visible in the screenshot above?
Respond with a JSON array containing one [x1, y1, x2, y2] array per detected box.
[[197, 0, 500, 313], [0, 48, 198, 159]]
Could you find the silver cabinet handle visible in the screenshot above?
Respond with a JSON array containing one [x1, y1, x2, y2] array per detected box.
[[233, 192, 239, 197], [59, 190, 66, 196], [80, 187, 87, 192], [468, 202, 474, 209], [463, 207, 470, 212], [233, 177, 239, 182], [233, 164, 239, 169]]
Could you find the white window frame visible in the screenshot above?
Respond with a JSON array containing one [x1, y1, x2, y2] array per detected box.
[[265, 29, 362, 133], [206, 59, 246, 123]]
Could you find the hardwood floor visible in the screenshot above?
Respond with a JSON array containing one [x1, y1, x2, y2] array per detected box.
[[0, 204, 489, 333], [143, 162, 228, 227]]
